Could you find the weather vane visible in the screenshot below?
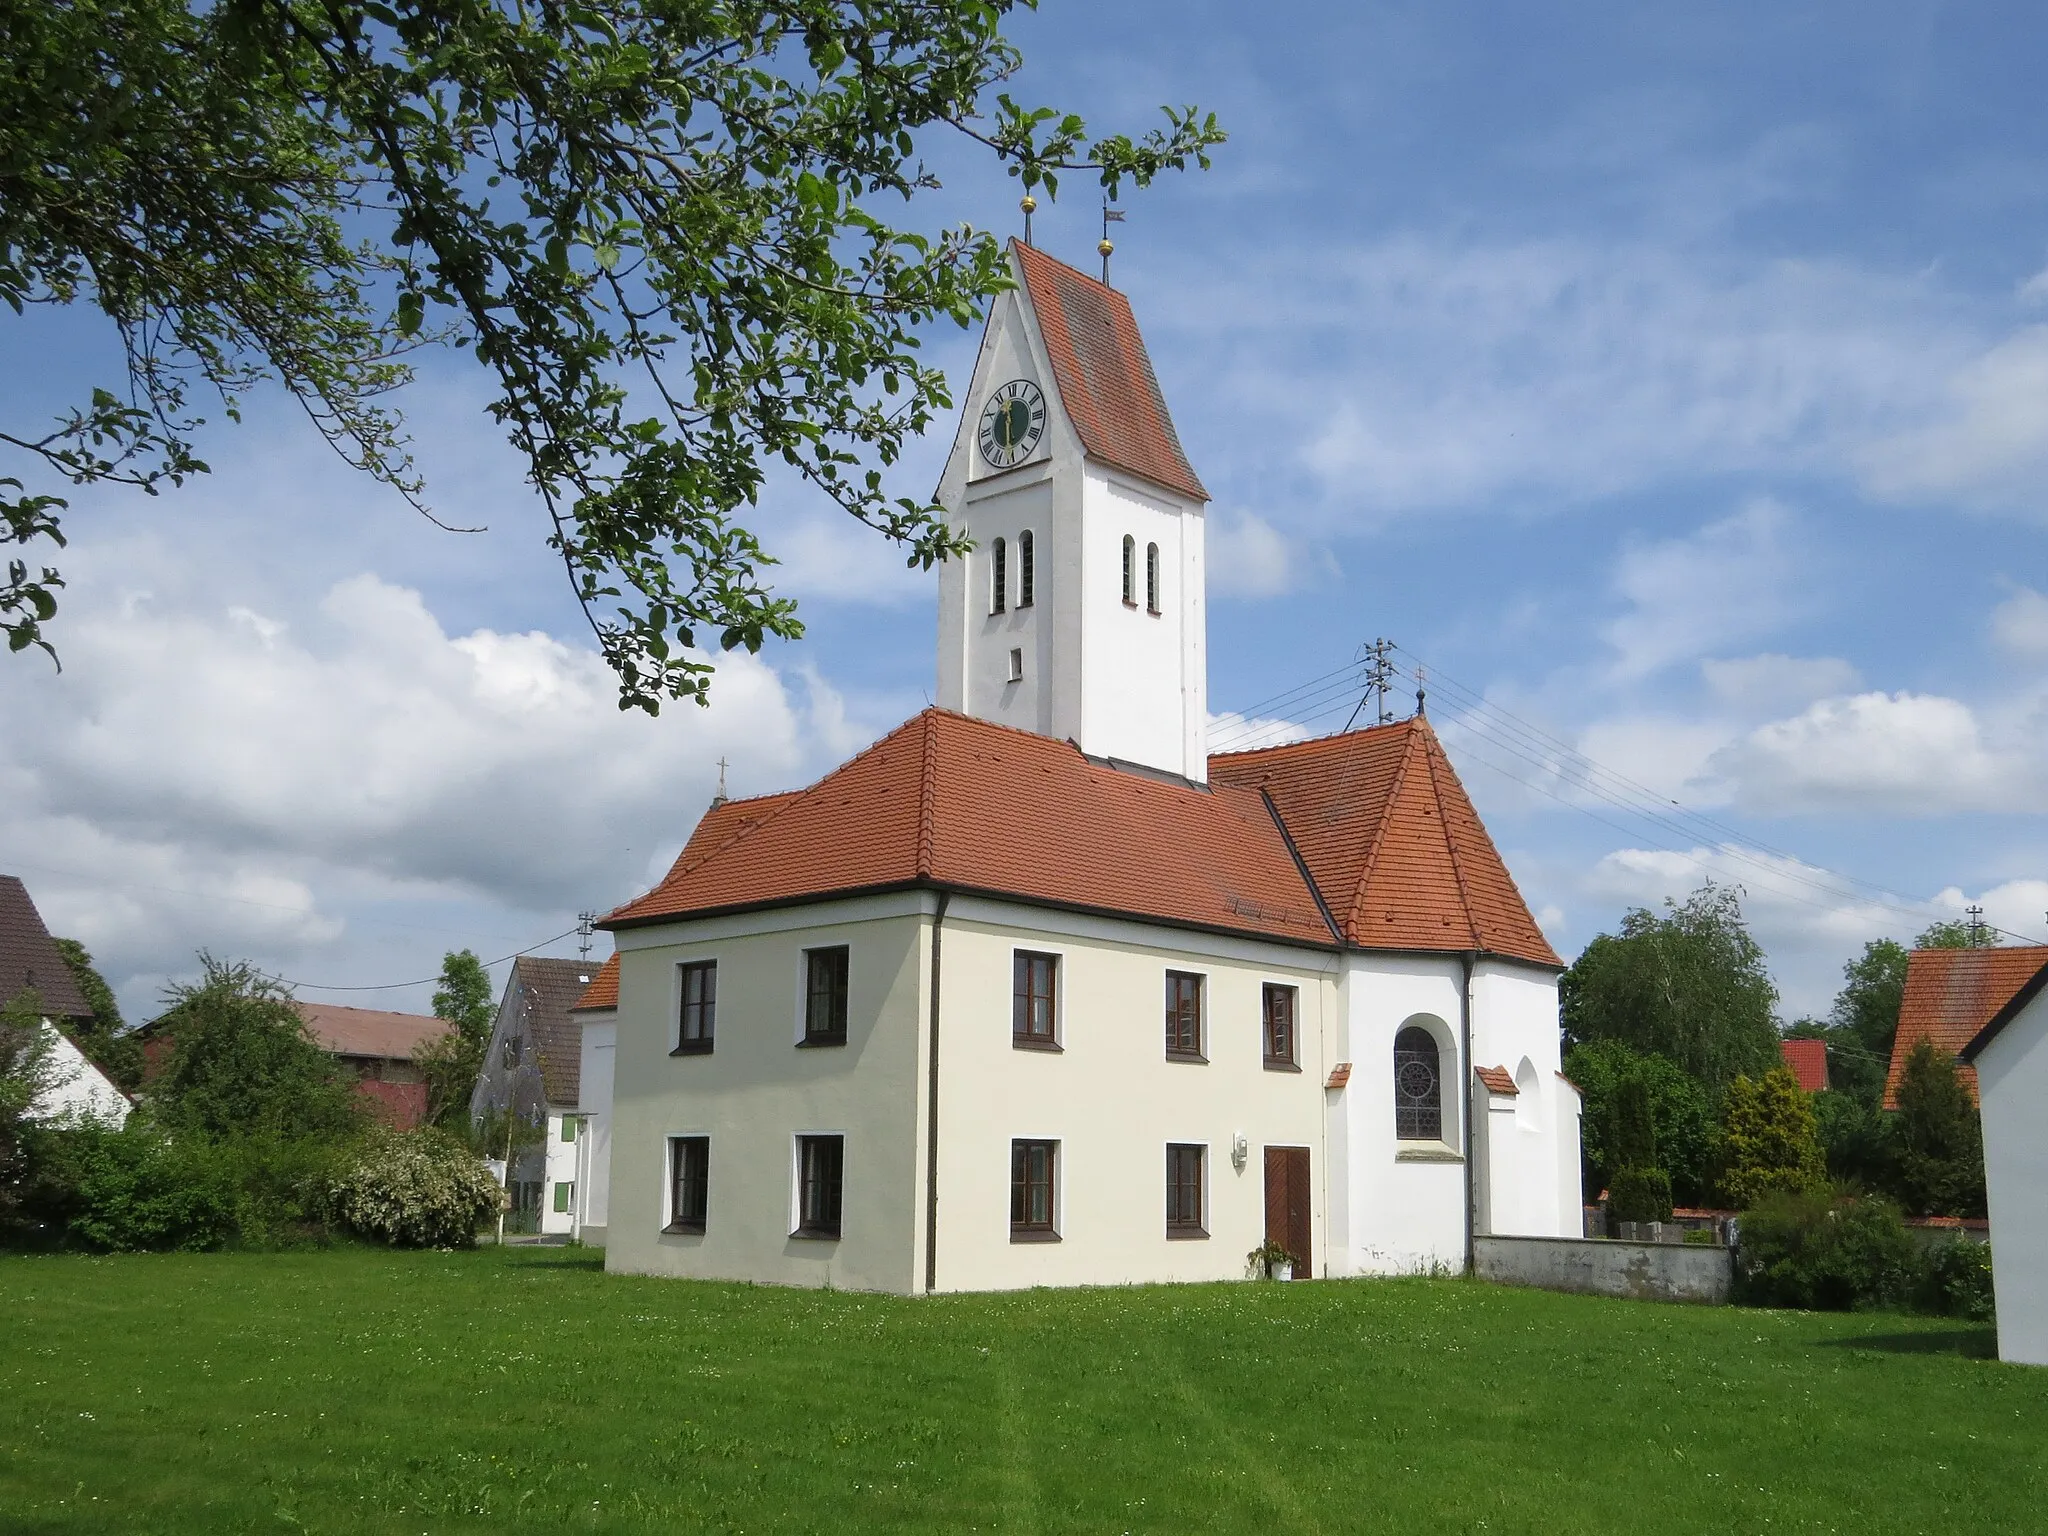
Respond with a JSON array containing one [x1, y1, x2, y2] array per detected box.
[[1100, 200, 1125, 284]]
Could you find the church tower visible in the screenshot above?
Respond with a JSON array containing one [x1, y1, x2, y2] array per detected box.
[[934, 240, 1211, 782]]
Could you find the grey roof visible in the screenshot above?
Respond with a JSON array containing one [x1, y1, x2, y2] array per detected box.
[[510, 956, 597, 1109], [0, 875, 92, 1021]]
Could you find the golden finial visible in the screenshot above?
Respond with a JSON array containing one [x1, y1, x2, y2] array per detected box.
[[1020, 194, 1037, 246], [1099, 202, 1126, 285]]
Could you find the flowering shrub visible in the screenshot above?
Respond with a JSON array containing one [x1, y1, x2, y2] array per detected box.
[[1919, 1235, 1996, 1321], [328, 1129, 505, 1248]]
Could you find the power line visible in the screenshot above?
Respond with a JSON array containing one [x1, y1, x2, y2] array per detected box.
[[258, 926, 584, 994]]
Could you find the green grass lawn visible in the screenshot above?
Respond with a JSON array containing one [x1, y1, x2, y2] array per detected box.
[[1, 1245, 2041, 1534]]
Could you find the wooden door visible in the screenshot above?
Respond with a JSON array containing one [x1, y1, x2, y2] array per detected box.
[[1263, 1147, 1312, 1278]]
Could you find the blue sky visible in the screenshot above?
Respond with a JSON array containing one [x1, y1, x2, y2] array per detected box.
[[5, 0, 2047, 1024]]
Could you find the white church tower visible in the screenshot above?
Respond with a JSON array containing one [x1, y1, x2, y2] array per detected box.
[[935, 240, 1211, 782]]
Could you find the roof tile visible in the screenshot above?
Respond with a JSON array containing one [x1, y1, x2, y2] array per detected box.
[[1886, 946, 2048, 1107], [1012, 241, 1208, 503], [571, 953, 618, 1013], [1779, 1036, 1828, 1094], [510, 956, 599, 1109], [297, 1003, 449, 1062], [0, 875, 92, 1021], [1475, 1064, 1519, 1096]]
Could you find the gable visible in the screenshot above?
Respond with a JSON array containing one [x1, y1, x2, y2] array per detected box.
[[0, 875, 93, 1021], [1890, 945, 2048, 1106]]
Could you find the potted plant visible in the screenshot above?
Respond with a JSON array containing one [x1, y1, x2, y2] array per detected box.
[[1247, 1238, 1295, 1281]]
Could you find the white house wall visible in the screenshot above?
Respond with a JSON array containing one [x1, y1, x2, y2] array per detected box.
[[1971, 991, 2048, 1365], [1470, 962, 1578, 1239], [929, 896, 1336, 1292], [605, 893, 930, 1292], [542, 1113, 579, 1236], [574, 1014, 616, 1244], [29, 1022, 129, 1128]]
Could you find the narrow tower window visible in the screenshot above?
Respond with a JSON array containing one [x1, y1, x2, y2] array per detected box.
[[1018, 530, 1035, 608], [1394, 1026, 1442, 1141], [1122, 535, 1136, 605], [1008, 647, 1024, 683], [991, 538, 1007, 614], [1145, 542, 1161, 615]]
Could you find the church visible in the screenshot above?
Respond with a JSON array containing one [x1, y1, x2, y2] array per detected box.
[[598, 238, 1583, 1292]]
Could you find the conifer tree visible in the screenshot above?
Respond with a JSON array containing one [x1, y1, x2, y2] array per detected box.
[[1719, 1065, 1825, 1210], [1889, 1038, 1986, 1218]]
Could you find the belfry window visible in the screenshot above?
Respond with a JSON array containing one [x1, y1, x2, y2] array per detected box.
[[1145, 542, 1161, 615], [1018, 530, 1035, 608], [991, 538, 1007, 614], [1122, 535, 1137, 605], [1394, 1026, 1442, 1141]]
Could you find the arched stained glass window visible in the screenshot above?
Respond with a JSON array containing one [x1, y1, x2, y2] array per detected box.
[[991, 537, 1007, 614], [1122, 535, 1136, 604], [1018, 530, 1035, 608], [1145, 542, 1161, 614], [1393, 1026, 1441, 1141]]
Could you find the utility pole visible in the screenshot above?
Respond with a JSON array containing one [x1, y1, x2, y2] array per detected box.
[[1344, 638, 1399, 733], [1966, 904, 1987, 947], [576, 910, 597, 962]]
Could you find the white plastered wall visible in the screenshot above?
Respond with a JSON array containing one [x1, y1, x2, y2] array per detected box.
[[28, 1021, 129, 1127], [928, 897, 1336, 1292], [574, 1014, 616, 1243], [542, 1112, 579, 1235], [1971, 991, 2048, 1365], [604, 893, 929, 1292], [1469, 962, 1578, 1239]]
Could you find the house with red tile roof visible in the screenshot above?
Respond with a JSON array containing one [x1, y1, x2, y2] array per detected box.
[[1780, 1036, 1828, 1094], [1885, 945, 2048, 1108], [1, 874, 130, 1128], [598, 240, 1583, 1293], [469, 954, 605, 1235], [1957, 948, 2048, 1364]]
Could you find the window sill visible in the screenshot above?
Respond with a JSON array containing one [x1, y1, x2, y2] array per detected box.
[[1165, 1050, 1208, 1065], [1395, 1142, 1463, 1164], [790, 1227, 842, 1242], [662, 1223, 706, 1237], [1009, 1228, 1061, 1244], [796, 1034, 847, 1049], [1012, 1036, 1064, 1053], [1122, 598, 1139, 610], [670, 1040, 714, 1057], [1263, 1059, 1302, 1073], [1166, 1227, 1209, 1241]]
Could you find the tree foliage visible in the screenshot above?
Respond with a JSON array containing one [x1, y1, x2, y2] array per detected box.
[[146, 955, 363, 1141], [1563, 1040, 1714, 1206], [51, 937, 142, 1092], [1917, 919, 1997, 951], [1890, 1037, 1986, 1218], [1561, 884, 1782, 1097], [0, 990, 59, 1233], [1719, 1066, 1826, 1210], [1735, 1188, 1918, 1312], [1, 0, 1222, 707], [416, 949, 496, 1130]]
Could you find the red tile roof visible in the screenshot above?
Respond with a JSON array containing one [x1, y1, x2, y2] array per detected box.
[[607, 710, 1332, 946], [296, 1003, 450, 1063], [0, 875, 93, 1022], [572, 953, 619, 1012], [605, 710, 1557, 973], [1780, 1036, 1828, 1093], [1325, 1062, 1352, 1089], [1886, 946, 2048, 1107], [1475, 1064, 1519, 1096], [1012, 241, 1208, 503], [1210, 719, 1561, 968]]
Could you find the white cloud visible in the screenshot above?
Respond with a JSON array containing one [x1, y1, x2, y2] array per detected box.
[[1207, 709, 1311, 755], [0, 533, 868, 1019], [1602, 500, 1801, 680], [1856, 325, 2048, 519], [1700, 654, 1861, 713], [760, 510, 936, 608], [1709, 691, 2036, 815], [1991, 586, 2048, 660], [1206, 509, 1297, 599], [2020, 265, 2048, 307]]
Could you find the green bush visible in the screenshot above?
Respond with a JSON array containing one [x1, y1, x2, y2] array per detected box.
[[1607, 1166, 1673, 1224], [1682, 1226, 1719, 1246], [1735, 1189, 1918, 1311], [327, 1129, 505, 1248], [1919, 1236, 1995, 1321], [37, 1120, 243, 1252]]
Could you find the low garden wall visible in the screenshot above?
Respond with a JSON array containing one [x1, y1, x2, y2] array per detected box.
[[1475, 1234, 1733, 1304]]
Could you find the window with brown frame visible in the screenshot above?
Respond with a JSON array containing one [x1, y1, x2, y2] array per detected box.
[[1164, 971, 1204, 1060], [667, 1136, 709, 1233], [802, 946, 849, 1045], [794, 1134, 844, 1239], [675, 960, 716, 1054], [1013, 950, 1059, 1049], [1262, 983, 1299, 1069], [1010, 1139, 1058, 1240], [1166, 1143, 1206, 1237]]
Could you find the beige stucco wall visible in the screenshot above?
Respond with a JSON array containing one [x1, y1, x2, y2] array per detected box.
[[604, 893, 929, 1292], [928, 897, 1337, 1292]]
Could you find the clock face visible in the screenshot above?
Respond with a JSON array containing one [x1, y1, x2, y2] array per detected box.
[[977, 379, 1047, 469]]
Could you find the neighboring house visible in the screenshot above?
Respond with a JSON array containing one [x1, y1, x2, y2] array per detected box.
[[1885, 945, 2048, 1108], [1780, 1037, 1828, 1093], [0, 874, 129, 1127], [1960, 951, 2048, 1365], [470, 955, 601, 1235], [570, 955, 618, 1246], [596, 241, 1583, 1296], [140, 1000, 451, 1130]]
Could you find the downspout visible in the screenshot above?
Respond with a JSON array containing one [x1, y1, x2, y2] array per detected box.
[[923, 890, 952, 1294], [1460, 950, 1477, 1277]]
